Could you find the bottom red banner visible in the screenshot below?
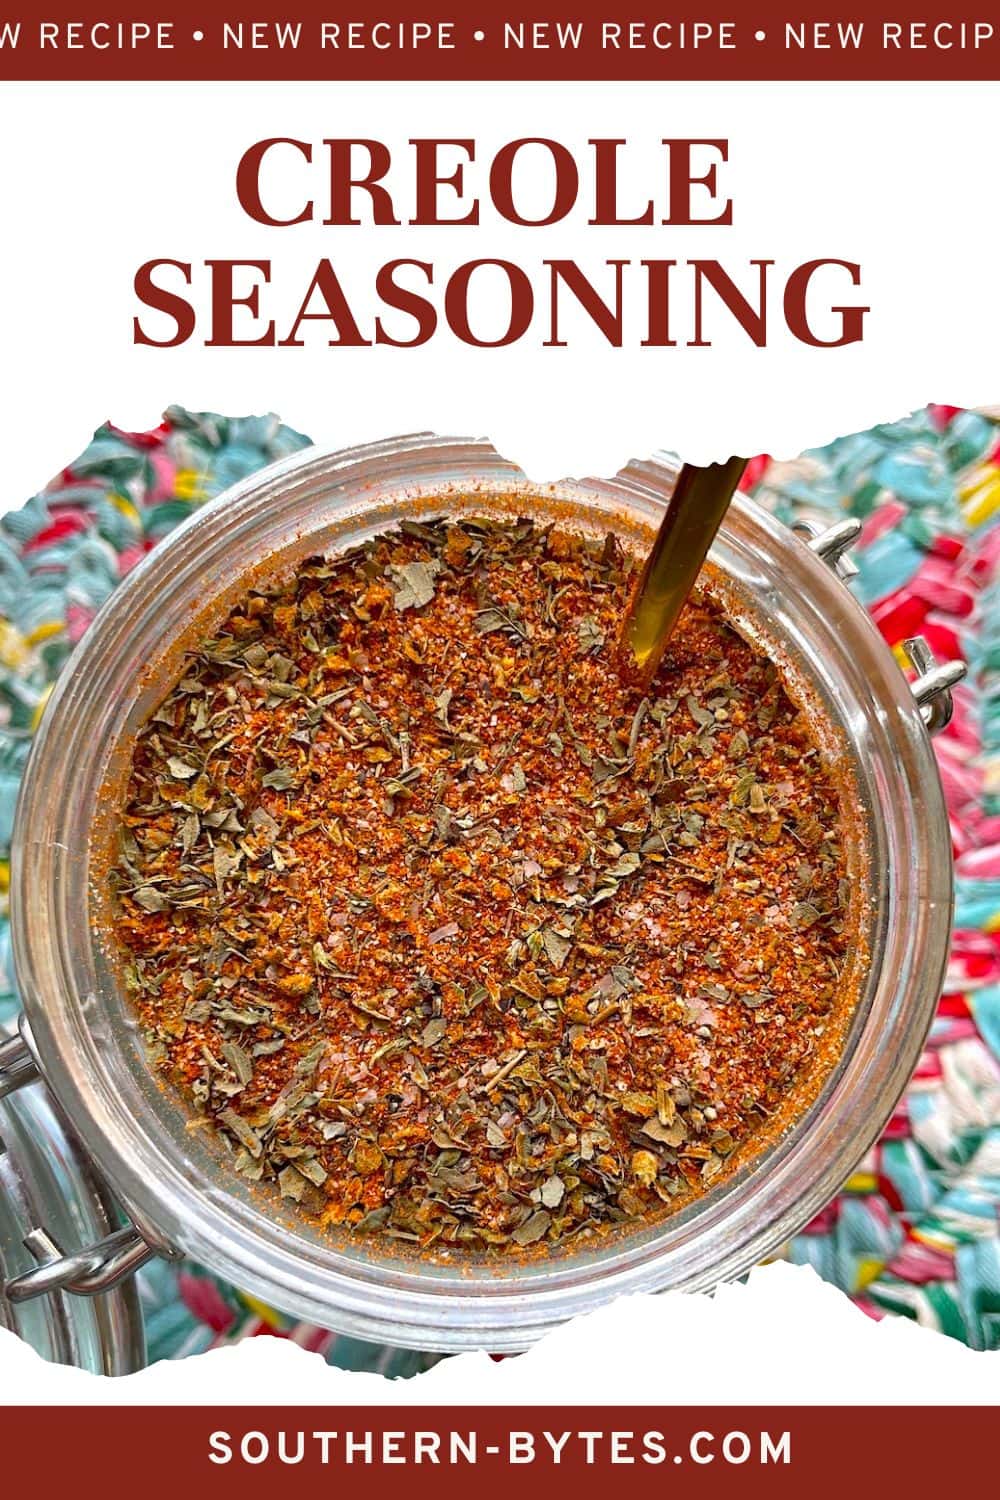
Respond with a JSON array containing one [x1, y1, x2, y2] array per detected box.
[[1, 1406, 995, 1495]]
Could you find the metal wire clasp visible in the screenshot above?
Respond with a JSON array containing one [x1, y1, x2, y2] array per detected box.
[[0, 1032, 39, 1100], [4, 1224, 157, 1303], [903, 636, 967, 735], [1, 1023, 159, 1303], [804, 516, 863, 581], [796, 520, 967, 736]]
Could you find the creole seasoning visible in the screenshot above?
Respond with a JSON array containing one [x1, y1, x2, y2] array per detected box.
[[112, 516, 852, 1253]]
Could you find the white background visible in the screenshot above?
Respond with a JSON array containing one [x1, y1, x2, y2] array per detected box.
[[1, 80, 999, 494], [0, 80, 998, 1399], [1, 1265, 998, 1401]]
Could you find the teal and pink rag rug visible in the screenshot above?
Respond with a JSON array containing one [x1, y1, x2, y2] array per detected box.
[[0, 404, 996, 1366]]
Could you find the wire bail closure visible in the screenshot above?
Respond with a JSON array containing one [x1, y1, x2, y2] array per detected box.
[[0, 1031, 38, 1101], [799, 518, 966, 736], [1, 1023, 158, 1305], [4, 1224, 157, 1303], [903, 636, 967, 735]]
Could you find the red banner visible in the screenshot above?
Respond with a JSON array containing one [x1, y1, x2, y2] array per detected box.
[[1, 1406, 995, 1495], [0, 4, 998, 81]]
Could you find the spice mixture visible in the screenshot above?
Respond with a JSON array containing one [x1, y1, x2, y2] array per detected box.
[[112, 515, 853, 1253]]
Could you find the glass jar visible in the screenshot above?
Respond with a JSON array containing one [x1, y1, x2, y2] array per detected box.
[[2, 435, 961, 1352]]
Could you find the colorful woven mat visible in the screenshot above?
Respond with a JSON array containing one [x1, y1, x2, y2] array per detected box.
[[749, 409, 1000, 1349], [0, 406, 996, 1363]]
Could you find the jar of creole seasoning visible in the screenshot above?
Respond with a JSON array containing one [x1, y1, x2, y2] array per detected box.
[[0, 435, 962, 1352]]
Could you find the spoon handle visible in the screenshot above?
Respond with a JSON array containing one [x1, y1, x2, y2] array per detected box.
[[620, 456, 747, 684]]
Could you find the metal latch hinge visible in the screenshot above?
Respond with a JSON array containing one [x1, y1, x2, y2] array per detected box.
[[1, 1025, 161, 1303], [0, 1032, 39, 1101], [4, 1223, 157, 1303], [903, 636, 967, 735], [805, 517, 863, 581], [796, 519, 967, 735]]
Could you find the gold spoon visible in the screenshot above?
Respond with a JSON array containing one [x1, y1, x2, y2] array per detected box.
[[619, 456, 748, 685]]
